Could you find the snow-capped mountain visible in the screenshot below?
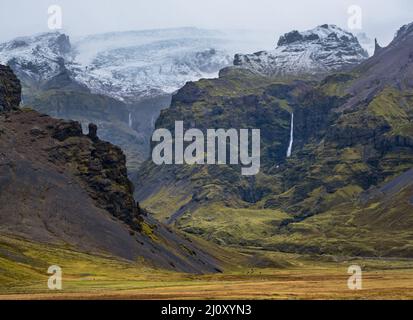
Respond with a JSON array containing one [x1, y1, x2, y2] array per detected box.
[[70, 28, 234, 102], [0, 33, 73, 86], [234, 24, 369, 77]]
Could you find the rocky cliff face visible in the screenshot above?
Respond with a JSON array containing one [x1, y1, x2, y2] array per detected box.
[[234, 24, 368, 78], [49, 121, 143, 231]]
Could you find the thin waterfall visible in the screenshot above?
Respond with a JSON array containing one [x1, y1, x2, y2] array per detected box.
[[128, 112, 133, 128], [286, 113, 294, 158], [151, 115, 156, 128]]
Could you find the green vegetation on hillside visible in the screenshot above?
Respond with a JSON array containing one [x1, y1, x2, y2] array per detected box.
[[136, 61, 413, 260]]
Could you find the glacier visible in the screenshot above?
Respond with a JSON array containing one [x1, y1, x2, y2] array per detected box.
[[70, 28, 268, 103]]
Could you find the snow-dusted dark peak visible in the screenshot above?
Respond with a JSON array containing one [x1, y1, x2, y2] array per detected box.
[[277, 24, 356, 46], [234, 24, 368, 78], [0, 32, 73, 83], [0, 32, 71, 57]]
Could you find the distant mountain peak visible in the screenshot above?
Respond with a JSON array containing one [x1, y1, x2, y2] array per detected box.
[[234, 24, 368, 78], [3, 32, 71, 56], [0, 32, 73, 84], [277, 24, 354, 46]]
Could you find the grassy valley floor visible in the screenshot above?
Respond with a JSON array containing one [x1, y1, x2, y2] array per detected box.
[[3, 269, 413, 300], [1, 235, 413, 300]]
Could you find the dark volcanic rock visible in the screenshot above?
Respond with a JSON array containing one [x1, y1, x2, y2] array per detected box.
[[0, 65, 21, 111], [87, 123, 98, 141], [52, 120, 83, 141], [277, 30, 305, 46], [53, 33, 72, 56], [374, 38, 383, 56]]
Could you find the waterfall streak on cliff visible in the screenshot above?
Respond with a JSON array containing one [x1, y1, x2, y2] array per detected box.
[[128, 113, 133, 128], [287, 113, 294, 158]]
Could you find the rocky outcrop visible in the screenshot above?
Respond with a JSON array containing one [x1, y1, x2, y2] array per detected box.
[[48, 119, 143, 231], [234, 24, 368, 77], [87, 123, 98, 141], [0, 65, 21, 111]]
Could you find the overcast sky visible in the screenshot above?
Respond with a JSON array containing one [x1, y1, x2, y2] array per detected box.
[[1, 0, 412, 47]]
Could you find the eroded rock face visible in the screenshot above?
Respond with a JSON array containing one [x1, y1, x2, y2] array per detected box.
[[0, 65, 21, 111]]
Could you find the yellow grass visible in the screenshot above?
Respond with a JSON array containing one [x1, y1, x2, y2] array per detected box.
[[2, 268, 413, 300], [1, 234, 413, 300]]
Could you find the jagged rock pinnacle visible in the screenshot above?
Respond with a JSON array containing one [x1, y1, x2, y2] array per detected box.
[[88, 123, 98, 141], [374, 38, 383, 55]]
